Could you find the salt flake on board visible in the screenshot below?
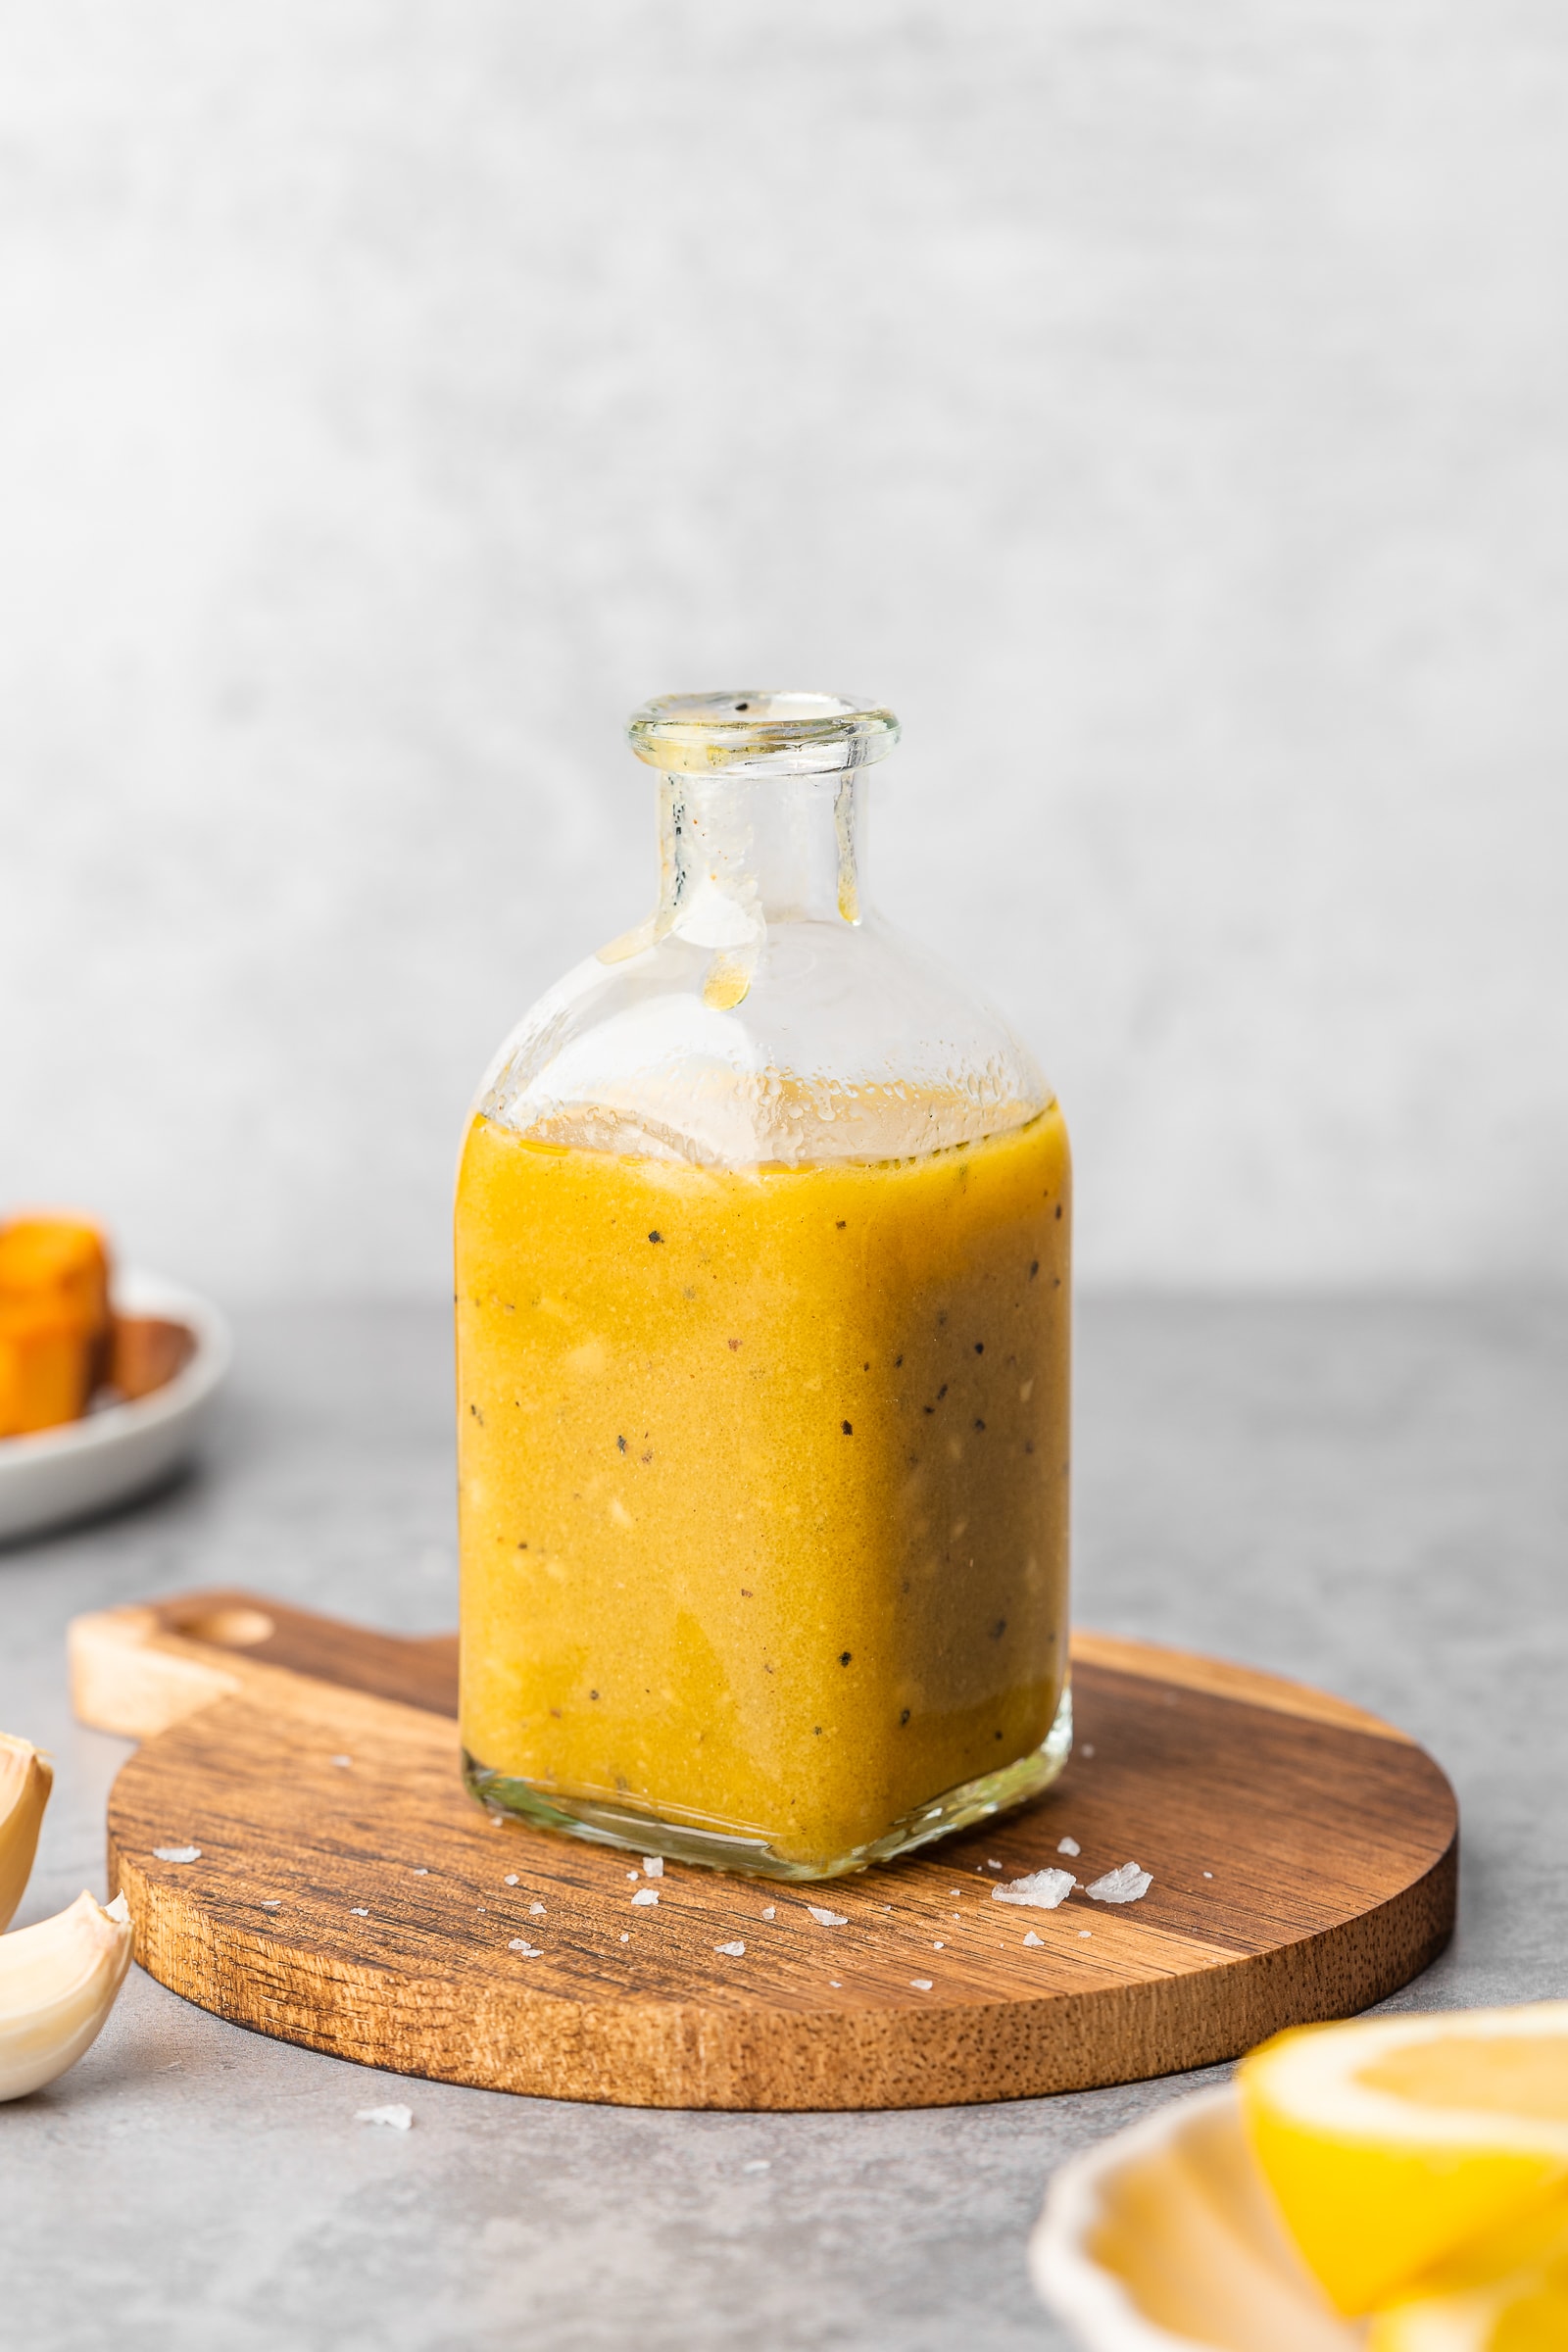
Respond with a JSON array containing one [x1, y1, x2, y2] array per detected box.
[[509, 1939, 543, 1956], [1086, 1863, 1152, 1905], [714, 1941, 745, 1957], [641, 1857, 663, 1878], [909, 1979, 933, 1991], [631, 1887, 659, 1907], [153, 1846, 200, 1864], [993, 1869, 1075, 1911], [1057, 1837, 1080, 1857], [1022, 1931, 1044, 1947], [808, 1906, 847, 1927]]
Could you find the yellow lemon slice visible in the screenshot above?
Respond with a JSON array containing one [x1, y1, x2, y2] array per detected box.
[[1369, 2195, 1568, 2349], [1238, 2004, 1568, 2315]]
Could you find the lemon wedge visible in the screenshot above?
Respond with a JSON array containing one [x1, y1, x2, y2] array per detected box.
[[1239, 2006, 1568, 2316], [1369, 2194, 1568, 2349]]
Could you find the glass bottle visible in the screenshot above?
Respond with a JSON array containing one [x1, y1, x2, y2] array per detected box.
[[456, 690, 1071, 1881]]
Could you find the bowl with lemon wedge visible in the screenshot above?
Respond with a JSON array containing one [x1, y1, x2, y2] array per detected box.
[[1033, 2005, 1568, 2350]]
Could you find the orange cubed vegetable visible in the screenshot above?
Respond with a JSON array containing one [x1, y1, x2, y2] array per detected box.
[[0, 1216, 111, 1332], [0, 1300, 97, 1435], [0, 1215, 112, 1435]]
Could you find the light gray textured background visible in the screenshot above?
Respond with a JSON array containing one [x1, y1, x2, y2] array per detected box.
[[3, 1, 1565, 1298]]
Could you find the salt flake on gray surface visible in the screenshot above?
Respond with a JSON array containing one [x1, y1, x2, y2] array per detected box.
[[153, 1846, 200, 1864], [807, 1906, 847, 1927], [1022, 1930, 1044, 1947], [1086, 1862, 1152, 1904], [631, 1887, 659, 1907], [714, 1940, 745, 1957], [509, 1939, 543, 1956], [641, 1857, 663, 1878], [742, 2159, 770, 2173], [357, 2104, 413, 2131], [993, 1868, 1075, 1910], [1056, 1837, 1080, 1857]]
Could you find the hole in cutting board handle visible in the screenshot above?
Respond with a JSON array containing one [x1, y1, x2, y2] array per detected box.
[[170, 1605, 275, 1649]]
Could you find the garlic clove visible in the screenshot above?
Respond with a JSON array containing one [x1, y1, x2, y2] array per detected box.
[[0, 1888, 134, 2102], [0, 1733, 53, 1931]]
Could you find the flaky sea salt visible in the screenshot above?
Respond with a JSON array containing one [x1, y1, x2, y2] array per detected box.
[[412, 1868, 429, 1876], [153, 1846, 200, 1864], [350, 1906, 369, 1917], [509, 1939, 543, 1956], [261, 1899, 281, 1910], [357, 2104, 412, 2131], [761, 1905, 775, 1920], [986, 1859, 1003, 1870], [1202, 1871, 1213, 1880], [1022, 1931, 1044, 1947], [993, 1868, 1075, 1911], [627, 1869, 640, 1881], [714, 1940, 745, 1957], [631, 1887, 659, 1907], [742, 2159, 770, 2174], [1086, 1863, 1152, 1905], [1057, 1837, 1080, 1857], [528, 1901, 546, 1916], [619, 1932, 629, 1943], [808, 1906, 847, 1927], [504, 1874, 519, 1886], [909, 1978, 933, 1991], [932, 1940, 945, 1950], [642, 1857, 663, 1878], [331, 1755, 352, 1769], [1079, 1930, 1092, 1938]]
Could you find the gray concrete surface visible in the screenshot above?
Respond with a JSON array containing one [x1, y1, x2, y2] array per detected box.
[[1, 1296, 1564, 2351]]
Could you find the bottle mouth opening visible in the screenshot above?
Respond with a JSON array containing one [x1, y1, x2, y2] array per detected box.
[[627, 689, 900, 776]]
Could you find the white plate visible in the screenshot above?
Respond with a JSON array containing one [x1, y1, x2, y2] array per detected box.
[[1029, 2085, 1362, 2351], [0, 1271, 231, 1545]]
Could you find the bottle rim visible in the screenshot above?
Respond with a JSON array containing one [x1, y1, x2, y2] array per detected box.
[[627, 689, 900, 776]]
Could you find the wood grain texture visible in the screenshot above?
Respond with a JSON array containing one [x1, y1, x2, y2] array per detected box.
[[74, 1592, 1458, 2112]]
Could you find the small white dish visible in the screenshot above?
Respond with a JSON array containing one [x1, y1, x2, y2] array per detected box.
[[0, 1271, 231, 1545], [1029, 2084, 1361, 2351]]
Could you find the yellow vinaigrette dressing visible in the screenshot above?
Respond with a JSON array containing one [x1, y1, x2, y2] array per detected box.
[[457, 1102, 1070, 1875]]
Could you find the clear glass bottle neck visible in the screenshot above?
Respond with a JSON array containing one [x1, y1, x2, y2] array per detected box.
[[657, 769, 864, 946]]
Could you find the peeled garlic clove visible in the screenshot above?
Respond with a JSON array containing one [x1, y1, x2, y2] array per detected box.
[[0, 1888, 134, 2102], [0, 1733, 53, 1931]]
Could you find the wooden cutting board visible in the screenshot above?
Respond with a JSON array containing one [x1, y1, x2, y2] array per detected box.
[[69, 1591, 1457, 2113]]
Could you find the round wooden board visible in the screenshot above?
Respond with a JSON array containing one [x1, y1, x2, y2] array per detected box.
[[70, 1592, 1457, 2113]]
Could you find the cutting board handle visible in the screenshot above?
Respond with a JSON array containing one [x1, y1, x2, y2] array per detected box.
[[70, 1589, 460, 1738]]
